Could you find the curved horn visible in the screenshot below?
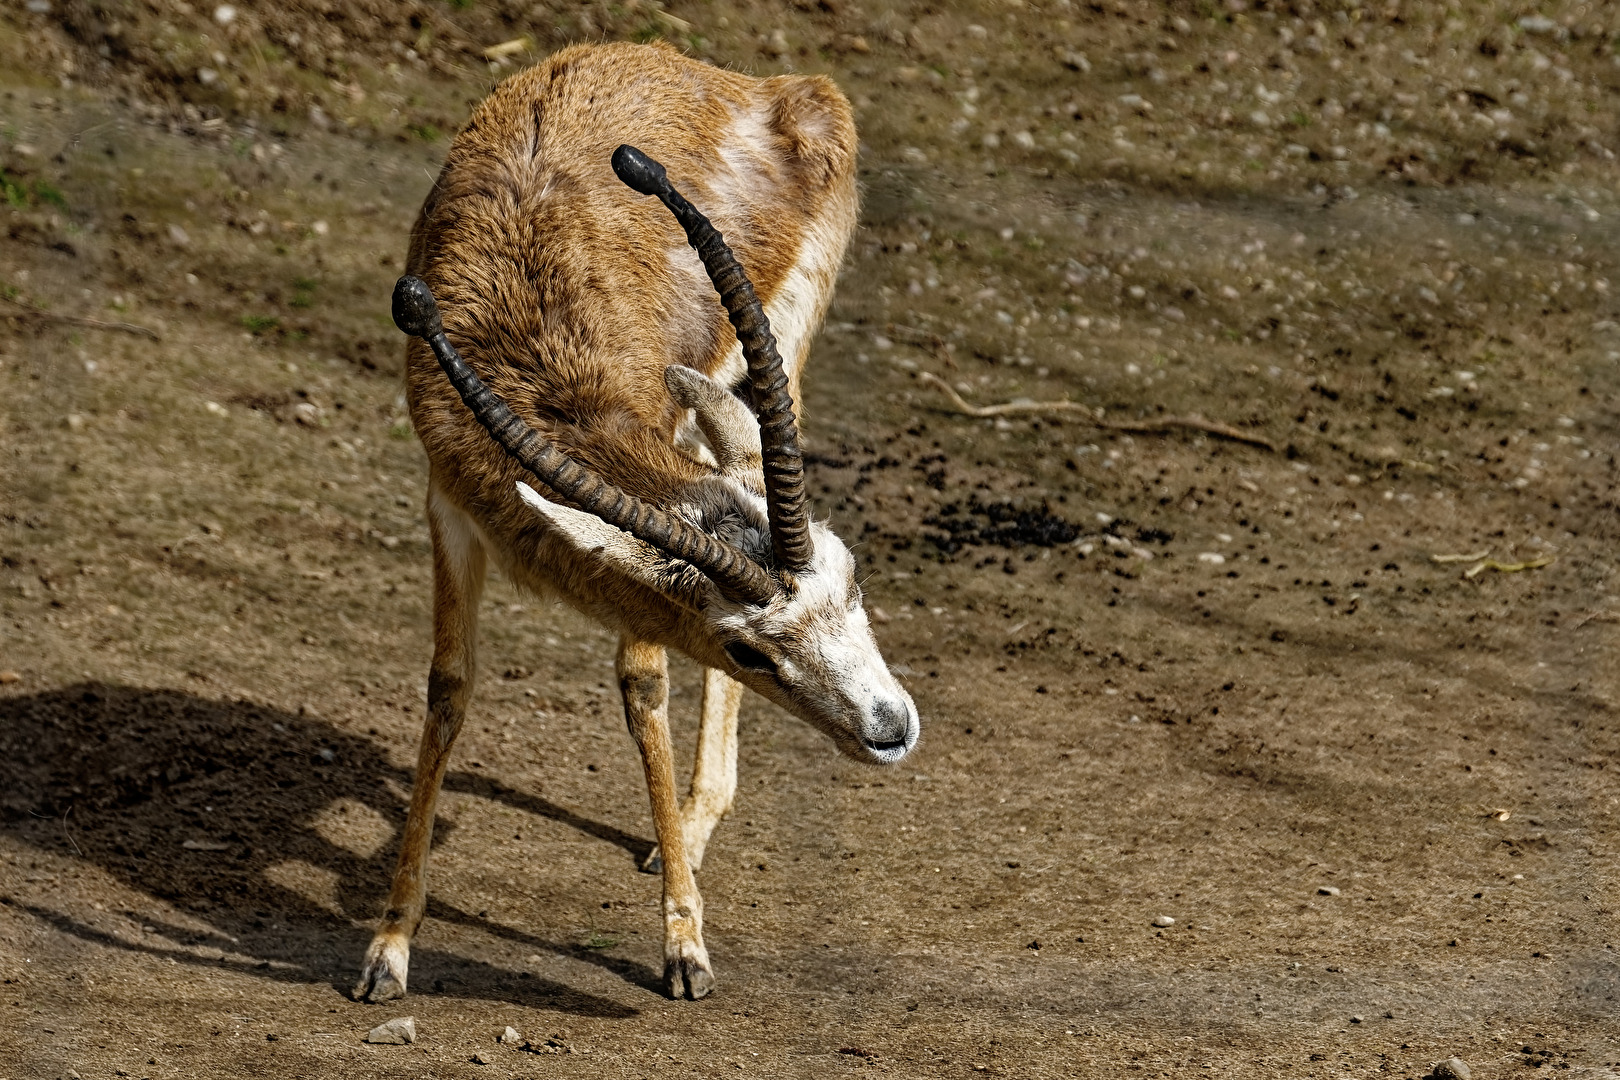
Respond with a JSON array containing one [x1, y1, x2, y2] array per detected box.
[[612, 144, 813, 574], [392, 275, 778, 606]]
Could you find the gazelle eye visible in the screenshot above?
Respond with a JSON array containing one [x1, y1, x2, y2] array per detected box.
[[725, 641, 778, 676]]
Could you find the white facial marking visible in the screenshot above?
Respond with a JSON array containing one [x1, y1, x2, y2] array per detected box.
[[710, 501, 918, 764]]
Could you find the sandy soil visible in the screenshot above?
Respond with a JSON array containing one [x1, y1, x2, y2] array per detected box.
[[4, 1, 1620, 1077]]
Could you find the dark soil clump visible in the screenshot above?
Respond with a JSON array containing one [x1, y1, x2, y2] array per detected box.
[[924, 497, 1081, 553]]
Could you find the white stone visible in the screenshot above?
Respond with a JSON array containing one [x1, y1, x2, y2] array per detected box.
[[1432, 1058, 1471, 1080], [364, 1017, 416, 1045]]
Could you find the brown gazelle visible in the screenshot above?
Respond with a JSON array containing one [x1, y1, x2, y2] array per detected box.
[[352, 42, 919, 1003]]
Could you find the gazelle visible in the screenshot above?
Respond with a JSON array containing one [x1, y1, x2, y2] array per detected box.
[[352, 41, 919, 1003]]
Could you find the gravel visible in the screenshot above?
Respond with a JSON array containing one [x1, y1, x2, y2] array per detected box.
[[1151, 915, 1175, 928]]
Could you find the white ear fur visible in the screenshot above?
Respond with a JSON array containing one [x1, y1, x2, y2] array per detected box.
[[517, 482, 700, 604], [664, 365, 763, 479]]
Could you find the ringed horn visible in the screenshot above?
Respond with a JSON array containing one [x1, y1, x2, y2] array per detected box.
[[611, 143, 813, 574], [391, 274, 779, 606]]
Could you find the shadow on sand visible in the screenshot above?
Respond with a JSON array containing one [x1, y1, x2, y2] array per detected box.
[[0, 682, 659, 1014]]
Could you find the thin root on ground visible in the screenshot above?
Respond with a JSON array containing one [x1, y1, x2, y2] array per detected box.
[[919, 371, 1276, 451]]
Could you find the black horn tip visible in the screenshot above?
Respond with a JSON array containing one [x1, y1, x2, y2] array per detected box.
[[392, 275, 443, 339], [612, 144, 669, 197]]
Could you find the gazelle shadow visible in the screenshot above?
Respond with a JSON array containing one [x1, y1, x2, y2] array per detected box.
[[0, 682, 656, 1014]]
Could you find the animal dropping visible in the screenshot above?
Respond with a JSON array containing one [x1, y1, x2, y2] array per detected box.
[[353, 42, 918, 1005]]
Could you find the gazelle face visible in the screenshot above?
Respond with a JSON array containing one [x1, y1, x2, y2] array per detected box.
[[515, 478, 919, 765], [706, 521, 919, 765]]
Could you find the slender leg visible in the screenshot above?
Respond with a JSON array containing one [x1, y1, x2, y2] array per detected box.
[[618, 635, 714, 1000], [640, 667, 744, 874], [692, 669, 746, 867], [354, 487, 485, 1002]]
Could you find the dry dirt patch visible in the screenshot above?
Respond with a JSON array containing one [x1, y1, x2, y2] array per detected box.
[[5, 2, 1620, 1078]]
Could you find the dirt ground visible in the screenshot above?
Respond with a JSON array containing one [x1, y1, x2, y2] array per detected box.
[[5, 1, 1620, 1077]]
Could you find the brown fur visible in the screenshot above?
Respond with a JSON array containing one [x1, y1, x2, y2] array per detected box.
[[355, 42, 859, 1003], [405, 41, 854, 653]]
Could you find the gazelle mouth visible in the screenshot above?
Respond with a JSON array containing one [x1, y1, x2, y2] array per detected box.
[[858, 733, 914, 764]]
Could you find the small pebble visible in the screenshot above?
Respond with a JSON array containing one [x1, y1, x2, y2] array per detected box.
[[1318, 886, 1340, 896], [364, 1017, 416, 1045], [499, 1026, 523, 1045], [1431, 1057, 1471, 1080], [0, 670, 21, 685], [1152, 915, 1175, 928], [470, 1053, 490, 1065], [1349, 1015, 1363, 1024]]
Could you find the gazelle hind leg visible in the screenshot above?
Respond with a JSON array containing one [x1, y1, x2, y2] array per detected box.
[[354, 486, 486, 1002], [618, 636, 713, 999], [641, 667, 743, 873]]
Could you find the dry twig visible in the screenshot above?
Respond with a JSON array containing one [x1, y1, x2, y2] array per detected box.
[[1462, 556, 1554, 580], [919, 371, 1093, 418], [1100, 415, 1277, 450], [61, 804, 82, 857], [1, 293, 160, 339], [919, 371, 1276, 451], [1431, 550, 1490, 564]]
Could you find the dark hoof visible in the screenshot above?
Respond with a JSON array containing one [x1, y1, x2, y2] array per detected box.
[[352, 965, 407, 1003], [353, 936, 410, 1002], [639, 848, 662, 875], [664, 955, 714, 1000]]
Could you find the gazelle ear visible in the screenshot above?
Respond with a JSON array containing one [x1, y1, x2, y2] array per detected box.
[[516, 483, 710, 608], [665, 365, 762, 483]]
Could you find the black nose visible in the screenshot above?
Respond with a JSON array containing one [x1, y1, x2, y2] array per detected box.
[[863, 699, 911, 751]]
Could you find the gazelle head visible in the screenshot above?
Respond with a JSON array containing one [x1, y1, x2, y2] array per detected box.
[[390, 145, 917, 765]]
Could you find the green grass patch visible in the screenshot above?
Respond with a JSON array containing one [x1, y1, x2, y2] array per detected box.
[[242, 314, 281, 334], [1, 170, 64, 209]]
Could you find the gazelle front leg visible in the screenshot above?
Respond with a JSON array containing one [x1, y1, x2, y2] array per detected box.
[[682, 667, 744, 869], [618, 635, 714, 999], [354, 489, 486, 1002], [642, 667, 743, 873]]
